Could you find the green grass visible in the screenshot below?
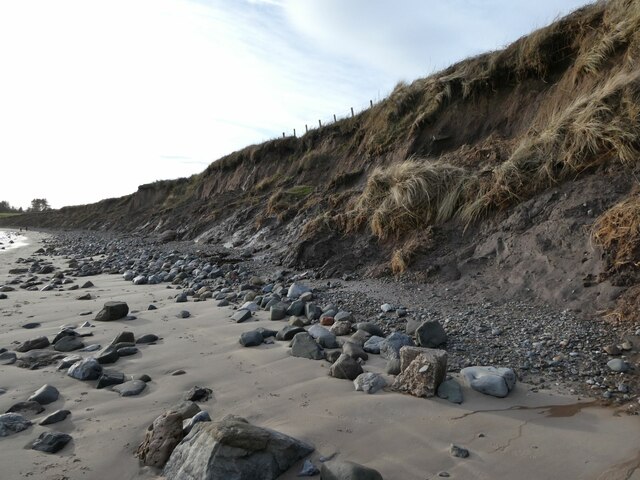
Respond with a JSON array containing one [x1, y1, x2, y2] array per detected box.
[[0, 212, 20, 218]]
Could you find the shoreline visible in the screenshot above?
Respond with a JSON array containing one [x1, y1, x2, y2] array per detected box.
[[0, 232, 638, 479]]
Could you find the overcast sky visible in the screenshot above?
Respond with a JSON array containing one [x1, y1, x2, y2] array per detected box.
[[0, 0, 590, 209]]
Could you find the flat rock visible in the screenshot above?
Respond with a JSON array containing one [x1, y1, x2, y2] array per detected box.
[[53, 336, 84, 352], [97, 370, 126, 389], [28, 384, 59, 405], [113, 380, 147, 397], [0, 351, 17, 365], [276, 326, 306, 341], [117, 346, 139, 356], [16, 336, 50, 353], [320, 460, 383, 480], [354, 372, 387, 394], [436, 379, 463, 404], [95, 301, 129, 321], [379, 332, 414, 360], [57, 354, 82, 370], [0, 413, 31, 436], [460, 366, 517, 398], [329, 353, 363, 380], [6, 401, 45, 415], [39, 409, 71, 426], [607, 359, 630, 372], [393, 346, 447, 398], [137, 334, 159, 344], [232, 309, 252, 323], [22, 322, 41, 329], [363, 336, 385, 354], [290, 332, 324, 360], [162, 415, 314, 480], [31, 431, 72, 453]]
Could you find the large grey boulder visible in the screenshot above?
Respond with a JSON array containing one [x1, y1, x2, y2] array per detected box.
[[290, 333, 324, 360], [0, 413, 31, 436], [379, 332, 414, 360], [95, 301, 129, 321], [163, 415, 314, 480], [460, 366, 516, 398], [287, 282, 311, 299], [392, 347, 447, 398], [415, 320, 447, 348], [320, 460, 383, 480], [329, 354, 363, 381]]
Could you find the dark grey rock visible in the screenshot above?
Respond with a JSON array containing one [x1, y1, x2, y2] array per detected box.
[[363, 336, 385, 354], [136, 334, 159, 344], [305, 303, 322, 321], [183, 410, 211, 436], [291, 332, 324, 360], [329, 353, 363, 380], [185, 386, 212, 402], [53, 336, 84, 352], [162, 415, 314, 480], [96, 370, 125, 389], [415, 320, 447, 348], [22, 322, 41, 329], [96, 346, 119, 364], [113, 380, 147, 397], [286, 300, 305, 317], [110, 331, 135, 345], [57, 354, 82, 370], [137, 410, 185, 468], [379, 332, 414, 360], [356, 322, 384, 337], [16, 336, 50, 352], [0, 351, 17, 365], [320, 460, 383, 480], [28, 384, 59, 405], [232, 309, 252, 323], [276, 326, 305, 341], [68, 357, 103, 380], [39, 409, 71, 426], [269, 305, 287, 321], [334, 311, 354, 323], [31, 431, 72, 453], [450, 444, 469, 458], [298, 459, 320, 476], [117, 346, 139, 356], [240, 330, 264, 347], [0, 413, 31, 436], [95, 301, 129, 321], [178, 310, 191, 319], [6, 401, 44, 415], [437, 379, 463, 404], [385, 358, 401, 375]]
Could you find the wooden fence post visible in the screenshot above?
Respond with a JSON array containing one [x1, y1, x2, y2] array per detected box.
[[351, 107, 354, 117]]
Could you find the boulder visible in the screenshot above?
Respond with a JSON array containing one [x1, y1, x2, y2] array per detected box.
[[0, 413, 31, 436], [436, 379, 463, 404], [53, 336, 84, 352], [379, 332, 414, 360], [330, 321, 352, 336], [28, 384, 59, 405], [320, 460, 383, 480], [392, 347, 447, 398], [163, 415, 314, 480], [363, 336, 385, 354], [95, 301, 129, 321], [137, 410, 185, 468], [232, 309, 252, 323], [329, 354, 363, 380], [342, 342, 368, 361], [67, 357, 103, 380], [16, 336, 50, 352], [415, 320, 447, 348], [240, 330, 264, 347], [354, 373, 387, 394], [460, 366, 516, 398], [290, 333, 324, 360]]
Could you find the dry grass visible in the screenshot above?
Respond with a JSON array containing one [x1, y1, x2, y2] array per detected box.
[[347, 160, 470, 239], [592, 188, 640, 276], [390, 228, 434, 275]]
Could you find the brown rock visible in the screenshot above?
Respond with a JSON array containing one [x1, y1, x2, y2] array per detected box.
[[136, 410, 185, 468], [320, 317, 335, 326], [392, 346, 447, 398]]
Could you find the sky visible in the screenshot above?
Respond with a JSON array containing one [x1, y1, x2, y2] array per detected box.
[[0, 0, 590, 209]]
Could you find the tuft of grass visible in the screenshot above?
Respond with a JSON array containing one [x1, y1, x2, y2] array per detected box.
[[390, 228, 434, 275], [592, 188, 640, 277]]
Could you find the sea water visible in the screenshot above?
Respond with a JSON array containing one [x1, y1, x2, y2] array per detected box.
[[0, 229, 27, 252]]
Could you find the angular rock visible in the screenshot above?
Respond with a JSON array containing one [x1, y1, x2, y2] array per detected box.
[[31, 431, 72, 453], [286, 300, 305, 317], [172, 401, 201, 420], [320, 460, 383, 480], [96, 346, 119, 364], [348, 330, 371, 347], [68, 357, 103, 380], [16, 336, 50, 352], [183, 410, 211, 436], [6, 401, 45, 415], [305, 303, 322, 321], [95, 301, 129, 321], [28, 384, 59, 405], [240, 330, 264, 347], [354, 373, 387, 394], [184, 386, 212, 402], [460, 366, 517, 398], [363, 336, 385, 354], [162, 415, 314, 480], [291, 332, 324, 360], [329, 353, 363, 380], [53, 336, 84, 352], [110, 331, 135, 345], [308, 325, 339, 349], [356, 322, 384, 337], [392, 346, 447, 398], [232, 309, 252, 323], [330, 321, 352, 336], [415, 320, 447, 348], [287, 282, 311, 299], [276, 326, 306, 341], [39, 409, 71, 426], [450, 444, 469, 458], [0, 413, 31, 436], [57, 354, 82, 370], [379, 332, 414, 360], [96, 370, 126, 389], [343, 342, 368, 361], [269, 304, 287, 321]]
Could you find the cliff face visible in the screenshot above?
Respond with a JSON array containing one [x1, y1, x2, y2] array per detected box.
[[4, 0, 640, 317]]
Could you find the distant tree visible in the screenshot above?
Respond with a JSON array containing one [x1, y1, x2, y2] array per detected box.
[[28, 198, 51, 212], [0, 200, 19, 213]]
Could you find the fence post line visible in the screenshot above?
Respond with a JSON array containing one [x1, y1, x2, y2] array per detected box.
[[351, 107, 354, 117], [318, 119, 322, 128], [282, 132, 285, 138], [305, 124, 308, 133], [370, 99, 373, 107], [293, 128, 296, 137], [333, 114, 337, 122]]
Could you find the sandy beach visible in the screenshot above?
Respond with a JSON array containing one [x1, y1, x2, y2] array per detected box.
[[0, 231, 639, 480]]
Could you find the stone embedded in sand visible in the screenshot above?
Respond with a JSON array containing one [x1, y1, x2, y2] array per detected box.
[[460, 366, 516, 398], [28, 384, 59, 405], [269, 304, 287, 321], [113, 380, 147, 397], [16, 336, 50, 352], [290, 332, 324, 360], [240, 330, 264, 347], [31, 431, 72, 453], [136, 333, 159, 344], [305, 302, 322, 321], [162, 415, 314, 480], [96, 370, 125, 389], [0, 413, 32, 436], [232, 309, 252, 323], [0, 351, 17, 365], [6, 401, 45, 415], [95, 301, 129, 321], [53, 336, 84, 352], [437, 379, 463, 404], [450, 444, 470, 458], [392, 346, 447, 398], [320, 460, 383, 480], [415, 320, 448, 348], [329, 353, 363, 380], [354, 373, 387, 394], [184, 386, 212, 402], [39, 410, 71, 426]]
